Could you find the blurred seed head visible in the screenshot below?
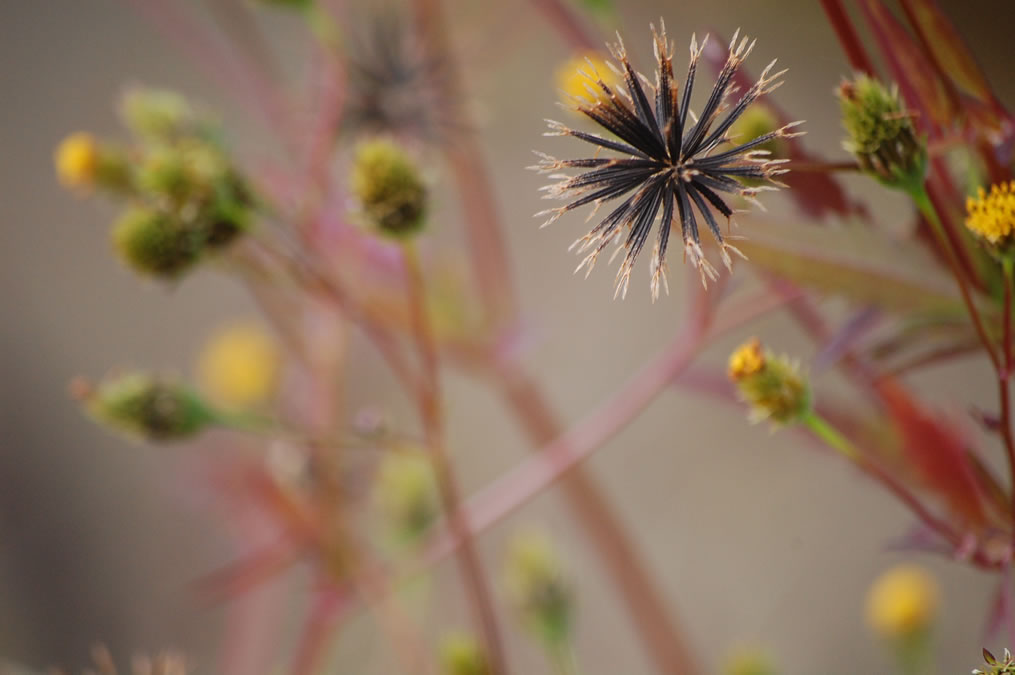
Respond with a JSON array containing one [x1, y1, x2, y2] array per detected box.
[[439, 631, 491, 675], [73, 373, 218, 442], [504, 529, 573, 646], [373, 447, 439, 544], [351, 137, 428, 237], [112, 206, 205, 279]]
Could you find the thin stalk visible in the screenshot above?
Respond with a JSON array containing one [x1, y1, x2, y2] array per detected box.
[[819, 0, 876, 75], [549, 642, 579, 675], [402, 241, 509, 674], [526, 0, 599, 51], [910, 185, 999, 371], [1001, 256, 1015, 544]]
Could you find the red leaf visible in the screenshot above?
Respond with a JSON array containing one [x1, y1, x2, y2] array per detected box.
[[875, 378, 991, 528]]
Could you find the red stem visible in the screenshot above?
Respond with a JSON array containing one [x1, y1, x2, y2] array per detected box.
[[526, 0, 599, 51], [819, 0, 876, 74]]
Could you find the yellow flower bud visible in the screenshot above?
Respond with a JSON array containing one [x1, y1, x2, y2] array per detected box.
[[197, 322, 281, 410], [966, 180, 1015, 253], [55, 132, 99, 189], [866, 565, 940, 638], [728, 338, 810, 426], [439, 631, 490, 675], [351, 138, 427, 237], [722, 646, 779, 675]]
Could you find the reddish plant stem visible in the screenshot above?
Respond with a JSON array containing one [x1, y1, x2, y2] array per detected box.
[[402, 242, 509, 674], [819, 0, 876, 75], [526, 0, 599, 51], [1001, 259, 1015, 549]]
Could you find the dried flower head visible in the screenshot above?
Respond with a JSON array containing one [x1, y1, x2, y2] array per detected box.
[[965, 180, 1015, 253], [728, 338, 810, 425], [865, 565, 940, 639], [838, 74, 926, 189], [534, 23, 800, 298], [345, 14, 459, 143]]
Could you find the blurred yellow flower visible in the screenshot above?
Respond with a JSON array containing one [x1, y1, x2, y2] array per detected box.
[[866, 565, 940, 638], [728, 337, 765, 380], [722, 645, 778, 675], [966, 180, 1015, 247], [55, 132, 99, 189], [197, 322, 280, 409], [556, 52, 618, 103]]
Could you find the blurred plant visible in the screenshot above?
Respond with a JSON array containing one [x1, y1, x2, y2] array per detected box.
[[867, 565, 940, 675], [721, 646, 779, 675], [48, 0, 1015, 673], [51, 645, 187, 675], [975, 648, 1015, 674]]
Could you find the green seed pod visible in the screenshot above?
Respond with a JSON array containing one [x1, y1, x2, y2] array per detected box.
[[112, 206, 204, 279], [439, 631, 490, 675], [79, 373, 219, 441], [351, 138, 427, 237], [838, 75, 927, 189]]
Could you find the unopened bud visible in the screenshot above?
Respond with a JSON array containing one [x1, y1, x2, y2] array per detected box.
[[504, 529, 573, 646], [728, 338, 810, 426], [838, 75, 926, 189], [373, 448, 439, 544], [439, 631, 490, 675], [112, 207, 204, 279]]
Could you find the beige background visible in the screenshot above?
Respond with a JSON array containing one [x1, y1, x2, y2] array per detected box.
[[2, 0, 1015, 673]]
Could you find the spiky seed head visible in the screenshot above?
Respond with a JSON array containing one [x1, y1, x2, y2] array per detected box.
[[534, 22, 800, 299], [838, 74, 926, 189], [965, 180, 1015, 255], [728, 337, 810, 426], [352, 138, 428, 237], [75, 373, 218, 442]]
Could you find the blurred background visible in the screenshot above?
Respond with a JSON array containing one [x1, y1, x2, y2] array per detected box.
[[2, 0, 1015, 673]]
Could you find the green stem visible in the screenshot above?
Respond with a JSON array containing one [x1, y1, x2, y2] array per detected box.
[[800, 411, 859, 461], [909, 184, 999, 371], [550, 641, 579, 675]]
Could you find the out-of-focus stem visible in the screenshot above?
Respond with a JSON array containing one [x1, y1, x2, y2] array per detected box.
[[819, 0, 876, 75], [526, 0, 599, 51], [402, 241, 509, 674], [1001, 257, 1015, 545]]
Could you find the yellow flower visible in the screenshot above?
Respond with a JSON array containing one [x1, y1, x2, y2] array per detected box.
[[55, 132, 99, 189], [197, 322, 280, 409], [866, 565, 940, 638], [728, 338, 765, 380], [966, 180, 1015, 248], [555, 52, 618, 104]]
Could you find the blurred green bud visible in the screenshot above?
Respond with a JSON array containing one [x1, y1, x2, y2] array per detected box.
[[373, 448, 439, 544], [439, 631, 490, 675], [112, 206, 204, 279], [351, 138, 427, 237], [838, 75, 926, 189], [74, 373, 219, 441], [722, 646, 779, 675], [504, 529, 573, 646], [120, 88, 205, 142], [728, 338, 811, 426]]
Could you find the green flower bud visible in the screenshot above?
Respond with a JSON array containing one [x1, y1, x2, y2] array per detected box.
[[75, 373, 219, 441], [838, 75, 927, 189], [439, 631, 490, 675], [504, 529, 573, 647], [120, 88, 205, 142], [373, 448, 439, 544], [351, 138, 427, 237], [728, 338, 811, 426], [112, 206, 204, 279]]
